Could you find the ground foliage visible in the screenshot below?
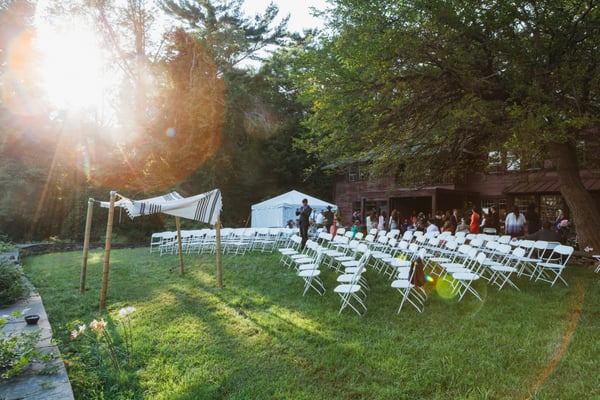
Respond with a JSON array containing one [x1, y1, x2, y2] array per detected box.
[[21, 248, 600, 399]]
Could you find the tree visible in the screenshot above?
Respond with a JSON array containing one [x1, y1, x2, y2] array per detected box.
[[293, 0, 600, 251], [160, 0, 289, 72], [159, 0, 329, 225]]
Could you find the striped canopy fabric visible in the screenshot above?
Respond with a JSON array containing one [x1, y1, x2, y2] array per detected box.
[[101, 189, 222, 225]]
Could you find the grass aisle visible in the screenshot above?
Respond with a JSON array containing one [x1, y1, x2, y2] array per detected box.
[[23, 248, 600, 399]]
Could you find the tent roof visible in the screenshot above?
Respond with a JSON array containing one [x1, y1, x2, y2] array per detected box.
[[251, 190, 336, 210]]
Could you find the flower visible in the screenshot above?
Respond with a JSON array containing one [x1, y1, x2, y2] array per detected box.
[[70, 324, 86, 339], [90, 319, 107, 335], [118, 306, 136, 319]]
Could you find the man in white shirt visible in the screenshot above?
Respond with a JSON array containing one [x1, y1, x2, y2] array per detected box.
[[426, 218, 440, 234], [315, 210, 325, 228]]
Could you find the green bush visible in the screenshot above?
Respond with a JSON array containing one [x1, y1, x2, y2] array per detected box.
[[0, 264, 28, 307], [0, 235, 17, 253]]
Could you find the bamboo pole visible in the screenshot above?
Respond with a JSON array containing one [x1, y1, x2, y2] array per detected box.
[[175, 216, 185, 275], [80, 198, 94, 293], [215, 217, 222, 288], [99, 191, 116, 312]]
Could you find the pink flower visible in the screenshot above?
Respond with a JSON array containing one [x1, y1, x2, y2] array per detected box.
[[70, 324, 86, 339], [90, 319, 107, 334]]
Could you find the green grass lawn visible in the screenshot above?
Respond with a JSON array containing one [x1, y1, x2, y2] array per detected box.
[[22, 248, 600, 399]]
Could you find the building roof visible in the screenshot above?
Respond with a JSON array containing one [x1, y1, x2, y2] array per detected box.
[[504, 176, 600, 194]]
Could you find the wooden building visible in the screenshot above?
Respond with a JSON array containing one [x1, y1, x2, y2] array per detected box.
[[332, 159, 600, 228]]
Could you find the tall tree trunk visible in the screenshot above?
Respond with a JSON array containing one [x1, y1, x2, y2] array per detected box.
[[549, 140, 600, 253]]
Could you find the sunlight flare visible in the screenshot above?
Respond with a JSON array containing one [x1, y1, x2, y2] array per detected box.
[[34, 12, 107, 111]]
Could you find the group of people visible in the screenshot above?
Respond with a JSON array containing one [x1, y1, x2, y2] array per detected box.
[[295, 198, 572, 249], [295, 199, 341, 249]]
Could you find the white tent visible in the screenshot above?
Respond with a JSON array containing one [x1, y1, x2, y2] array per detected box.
[[251, 190, 336, 228]]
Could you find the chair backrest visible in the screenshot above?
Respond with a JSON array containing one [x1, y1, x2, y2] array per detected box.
[[377, 235, 389, 245], [512, 247, 526, 258], [402, 231, 414, 242], [548, 245, 574, 264], [485, 240, 498, 252], [445, 240, 458, 252], [469, 237, 484, 248], [356, 243, 369, 253], [318, 231, 332, 243], [354, 232, 364, 241], [333, 235, 349, 245], [533, 240, 550, 260], [415, 235, 427, 246], [454, 235, 467, 244], [387, 229, 400, 239], [364, 234, 375, 243], [498, 235, 512, 244]]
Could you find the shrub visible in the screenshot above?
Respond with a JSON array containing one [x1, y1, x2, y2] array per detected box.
[[0, 264, 28, 307], [0, 310, 57, 379]]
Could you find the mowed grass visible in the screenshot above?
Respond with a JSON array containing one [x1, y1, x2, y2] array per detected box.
[[22, 247, 600, 399]]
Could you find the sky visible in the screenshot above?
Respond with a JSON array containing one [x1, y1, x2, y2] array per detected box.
[[241, 0, 328, 33]]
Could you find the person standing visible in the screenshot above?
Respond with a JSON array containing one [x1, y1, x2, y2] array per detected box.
[[469, 206, 481, 234], [296, 198, 312, 249], [488, 205, 500, 233], [323, 205, 334, 233], [525, 203, 541, 234], [450, 209, 460, 233], [505, 205, 526, 237]]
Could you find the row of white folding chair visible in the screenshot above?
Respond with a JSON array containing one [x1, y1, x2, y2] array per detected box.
[[427, 239, 515, 292], [437, 237, 571, 292], [391, 248, 428, 313], [294, 243, 327, 296], [312, 232, 372, 315], [277, 238, 327, 296], [334, 250, 370, 316]]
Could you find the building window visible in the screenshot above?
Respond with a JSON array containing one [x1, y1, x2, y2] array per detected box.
[[506, 152, 521, 171], [359, 166, 369, 181], [481, 198, 506, 218], [541, 195, 563, 223], [349, 168, 358, 182], [487, 151, 503, 173]]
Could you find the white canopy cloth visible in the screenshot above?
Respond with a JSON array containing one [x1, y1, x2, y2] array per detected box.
[[251, 190, 336, 228], [100, 189, 222, 225]]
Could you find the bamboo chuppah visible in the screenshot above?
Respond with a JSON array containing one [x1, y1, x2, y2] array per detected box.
[[81, 189, 223, 311]]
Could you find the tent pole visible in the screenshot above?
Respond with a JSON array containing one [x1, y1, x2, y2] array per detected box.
[[99, 191, 116, 312], [175, 216, 185, 275], [215, 217, 222, 288], [80, 198, 94, 293]]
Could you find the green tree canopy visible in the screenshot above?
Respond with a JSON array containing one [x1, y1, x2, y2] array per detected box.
[[292, 0, 600, 250]]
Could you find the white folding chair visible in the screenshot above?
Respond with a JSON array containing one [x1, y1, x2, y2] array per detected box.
[[391, 262, 425, 314], [297, 250, 326, 296], [149, 232, 164, 253], [534, 245, 574, 286], [594, 255, 600, 273], [334, 262, 368, 316], [451, 252, 486, 301]]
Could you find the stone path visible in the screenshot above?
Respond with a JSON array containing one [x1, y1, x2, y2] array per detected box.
[[0, 288, 74, 400]]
